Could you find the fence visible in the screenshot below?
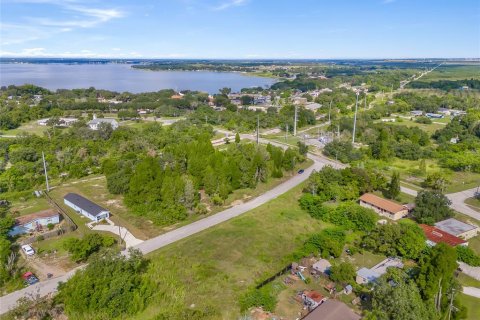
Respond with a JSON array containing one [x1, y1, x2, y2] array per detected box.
[[21, 226, 71, 245], [44, 192, 77, 231], [255, 264, 292, 289]]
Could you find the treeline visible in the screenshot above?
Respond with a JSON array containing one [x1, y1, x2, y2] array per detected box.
[[408, 78, 480, 91], [104, 136, 305, 225]]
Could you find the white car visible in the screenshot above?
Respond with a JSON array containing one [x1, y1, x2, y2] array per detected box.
[[21, 244, 35, 256]]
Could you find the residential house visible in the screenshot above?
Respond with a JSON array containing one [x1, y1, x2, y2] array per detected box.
[[301, 299, 361, 320], [435, 218, 479, 240], [359, 193, 409, 220], [9, 209, 60, 236], [88, 115, 119, 130], [420, 224, 467, 247], [438, 108, 451, 115], [426, 113, 444, 119], [293, 97, 308, 105], [301, 290, 327, 311], [64, 193, 110, 222], [356, 257, 404, 284], [410, 110, 423, 117], [305, 102, 322, 111], [312, 259, 331, 275]]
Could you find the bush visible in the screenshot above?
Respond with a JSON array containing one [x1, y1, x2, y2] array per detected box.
[[47, 223, 55, 230], [63, 233, 116, 262], [240, 284, 281, 312], [456, 246, 480, 266], [415, 116, 432, 124]]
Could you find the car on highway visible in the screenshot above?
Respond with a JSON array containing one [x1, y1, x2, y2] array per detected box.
[[21, 244, 35, 256], [297, 169, 305, 174]]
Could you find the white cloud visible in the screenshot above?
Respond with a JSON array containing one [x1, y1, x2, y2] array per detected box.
[[212, 0, 247, 11], [382, 0, 396, 4]]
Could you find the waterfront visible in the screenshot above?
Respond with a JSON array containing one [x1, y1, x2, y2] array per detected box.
[[0, 63, 275, 93]]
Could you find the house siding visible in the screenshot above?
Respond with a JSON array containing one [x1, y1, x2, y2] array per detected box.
[[359, 200, 408, 221], [64, 199, 109, 222]]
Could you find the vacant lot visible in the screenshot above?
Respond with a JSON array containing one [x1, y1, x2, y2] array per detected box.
[[421, 64, 480, 81], [458, 293, 480, 320], [132, 183, 330, 319]]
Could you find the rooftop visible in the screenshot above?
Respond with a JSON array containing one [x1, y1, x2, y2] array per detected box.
[[434, 218, 478, 236], [356, 267, 380, 282], [15, 209, 59, 226], [88, 118, 117, 124], [420, 224, 467, 247], [302, 299, 361, 320], [304, 291, 324, 303], [359, 193, 405, 214], [64, 193, 109, 217], [371, 257, 404, 276]]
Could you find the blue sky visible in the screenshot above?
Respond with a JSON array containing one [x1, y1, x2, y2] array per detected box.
[[1, 0, 479, 58]]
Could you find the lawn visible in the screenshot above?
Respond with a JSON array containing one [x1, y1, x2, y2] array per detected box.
[[421, 64, 480, 81], [381, 117, 447, 135], [132, 182, 330, 319], [10, 196, 51, 215], [457, 273, 480, 288], [465, 197, 480, 212], [458, 293, 480, 320], [2, 120, 49, 136]]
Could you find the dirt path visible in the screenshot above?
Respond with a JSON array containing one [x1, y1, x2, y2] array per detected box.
[[26, 257, 67, 281]]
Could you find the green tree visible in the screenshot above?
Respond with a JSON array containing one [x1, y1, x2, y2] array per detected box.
[[235, 132, 240, 144], [370, 269, 436, 320], [386, 172, 401, 199], [329, 262, 356, 285], [413, 190, 453, 224]]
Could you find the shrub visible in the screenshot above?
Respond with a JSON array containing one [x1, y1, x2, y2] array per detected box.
[[47, 223, 55, 230], [456, 246, 480, 266]]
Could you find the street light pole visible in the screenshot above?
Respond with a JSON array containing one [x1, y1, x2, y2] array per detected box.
[[328, 99, 332, 123], [293, 105, 298, 136], [352, 90, 360, 144], [256, 115, 259, 145]]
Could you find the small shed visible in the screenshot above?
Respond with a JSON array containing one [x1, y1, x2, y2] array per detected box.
[[312, 259, 332, 275]]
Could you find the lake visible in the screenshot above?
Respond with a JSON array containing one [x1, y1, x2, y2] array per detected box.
[[0, 63, 276, 94]]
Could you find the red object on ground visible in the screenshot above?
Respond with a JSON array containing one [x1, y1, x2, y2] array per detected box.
[[22, 272, 33, 279]]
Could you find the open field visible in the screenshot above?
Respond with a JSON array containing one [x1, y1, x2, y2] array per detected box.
[[458, 293, 480, 320], [1, 120, 49, 137], [377, 117, 447, 135], [465, 197, 480, 212], [132, 182, 331, 319], [10, 196, 50, 215], [420, 64, 480, 81]]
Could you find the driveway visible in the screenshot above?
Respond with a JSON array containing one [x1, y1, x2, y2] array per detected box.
[[89, 219, 144, 248], [463, 286, 480, 298], [459, 262, 480, 281], [447, 188, 480, 221]]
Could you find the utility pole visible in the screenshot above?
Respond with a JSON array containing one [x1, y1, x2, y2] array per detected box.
[[293, 105, 298, 136], [256, 115, 259, 145], [328, 99, 332, 123], [42, 151, 49, 192], [364, 89, 368, 110], [285, 123, 288, 141], [352, 90, 360, 144]]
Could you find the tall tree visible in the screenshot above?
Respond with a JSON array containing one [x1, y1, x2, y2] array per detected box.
[[386, 172, 401, 199], [413, 190, 453, 224]]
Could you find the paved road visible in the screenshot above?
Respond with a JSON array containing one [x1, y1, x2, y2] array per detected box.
[[463, 286, 480, 298], [447, 188, 480, 221], [0, 133, 477, 314], [0, 148, 339, 314], [89, 218, 144, 248]]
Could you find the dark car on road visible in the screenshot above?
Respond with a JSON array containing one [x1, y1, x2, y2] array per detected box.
[[297, 169, 305, 174]]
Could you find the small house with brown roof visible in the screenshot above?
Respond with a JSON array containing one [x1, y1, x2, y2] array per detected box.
[[301, 290, 327, 310], [9, 209, 60, 236], [420, 224, 467, 247], [359, 193, 408, 220]]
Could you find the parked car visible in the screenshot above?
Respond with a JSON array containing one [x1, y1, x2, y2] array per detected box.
[[22, 272, 39, 286], [298, 169, 305, 174], [21, 244, 35, 256]]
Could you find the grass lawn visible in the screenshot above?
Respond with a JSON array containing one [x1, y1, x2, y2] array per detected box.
[[421, 64, 480, 81], [132, 182, 330, 319], [457, 273, 480, 288], [458, 293, 480, 320], [381, 117, 447, 135], [1, 120, 52, 136], [465, 197, 480, 212], [10, 196, 51, 215]]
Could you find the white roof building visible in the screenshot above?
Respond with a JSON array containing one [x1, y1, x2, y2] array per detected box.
[[88, 115, 119, 131], [435, 218, 479, 240]]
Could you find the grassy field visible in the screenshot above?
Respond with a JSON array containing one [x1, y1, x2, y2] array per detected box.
[[132, 182, 331, 319], [421, 64, 480, 81], [1, 120, 49, 136], [10, 196, 51, 215], [465, 197, 480, 212], [380, 117, 447, 134], [458, 293, 480, 320]]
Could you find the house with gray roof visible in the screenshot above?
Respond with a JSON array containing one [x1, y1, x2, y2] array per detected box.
[[87, 115, 119, 130], [435, 218, 479, 240], [64, 193, 110, 222]]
